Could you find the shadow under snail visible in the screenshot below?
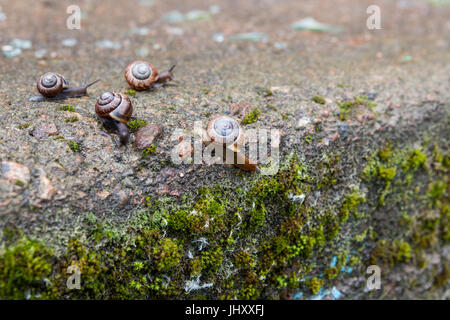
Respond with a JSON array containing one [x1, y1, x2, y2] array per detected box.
[[29, 72, 100, 102], [95, 91, 133, 144], [199, 115, 258, 171], [125, 60, 175, 91]]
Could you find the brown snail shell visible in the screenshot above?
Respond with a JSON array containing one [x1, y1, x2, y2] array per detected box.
[[206, 115, 243, 147], [95, 91, 133, 123], [125, 61, 159, 91], [205, 115, 256, 171], [37, 72, 69, 97]]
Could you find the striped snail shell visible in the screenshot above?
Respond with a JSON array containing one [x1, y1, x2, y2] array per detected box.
[[37, 72, 69, 97], [125, 61, 159, 91], [206, 115, 243, 147], [95, 92, 133, 123]]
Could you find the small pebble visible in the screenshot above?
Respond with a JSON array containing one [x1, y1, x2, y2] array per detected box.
[[2, 45, 21, 58], [32, 123, 58, 138], [274, 42, 288, 50], [229, 32, 268, 42], [1, 162, 31, 185], [10, 38, 32, 49], [337, 122, 349, 140], [61, 38, 78, 47], [209, 5, 221, 14], [163, 10, 185, 23], [291, 17, 343, 34], [166, 27, 184, 35], [212, 32, 225, 43], [95, 40, 121, 49], [185, 10, 211, 21], [296, 117, 311, 129], [134, 123, 163, 151], [38, 175, 55, 200], [34, 49, 47, 59], [129, 27, 149, 36], [138, 0, 154, 7], [136, 47, 149, 57]]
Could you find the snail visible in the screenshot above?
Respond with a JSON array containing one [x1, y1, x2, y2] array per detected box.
[[95, 91, 133, 144], [29, 72, 100, 102], [201, 115, 258, 171], [125, 60, 175, 91]]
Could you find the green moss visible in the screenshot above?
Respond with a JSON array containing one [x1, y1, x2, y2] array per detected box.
[[312, 95, 326, 104], [394, 240, 411, 263], [200, 88, 210, 95], [65, 116, 78, 123], [337, 95, 376, 120], [200, 246, 223, 272], [325, 267, 339, 280], [58, 105, 75, 112], [0, 235, 55, 299], [67, 141, 80, 152], [377, 142, 392, 161], [18, 123, 31, 129], [402, 148, 427, 172], [256, 88, 273, 97], [337, 100, 355, 121], [434, 264, 449, 287], [248, 202, 265, 229], [124, 89, 136, 97], [370, 239, 411, 266], [304, 136, 313, 144], [189, 257, 203, 276], [427, 180, 446, 207], [142, 144, 157, 158], [242, 107, 262, 125], [355, 95, 377, 109], [152, 238, 182, 272], [377, 166, 396, 182], [14, 180, 25, 187], [443, 155, 450, 168], [127, 119, 148, 132], [233, 251, 256, 269], [339, 189, 366, 222], [306, 277, 323, 295]]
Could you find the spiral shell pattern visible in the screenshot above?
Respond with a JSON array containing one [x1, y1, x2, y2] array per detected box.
[[95, 92, 133, 123], [36, 72, 68, 97], [125, 61, 159, 91], [206, 115, 242, 146]]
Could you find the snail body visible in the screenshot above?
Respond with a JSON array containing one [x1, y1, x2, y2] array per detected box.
[[204, 115, 257, 171], [95, 92, 133, 144], [125, 60, 175, 91], [29, 72, 100, 102]]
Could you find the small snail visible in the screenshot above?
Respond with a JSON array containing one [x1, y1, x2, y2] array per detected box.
[[29, 72, 100, 102], [95, 92, 133, 144], [125, 60, 175, 91], [201, 115, 258, 171]]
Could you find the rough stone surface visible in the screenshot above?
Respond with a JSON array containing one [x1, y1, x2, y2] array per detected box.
[[0, 0, 448, 300], [31, 123, 58, 138]]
